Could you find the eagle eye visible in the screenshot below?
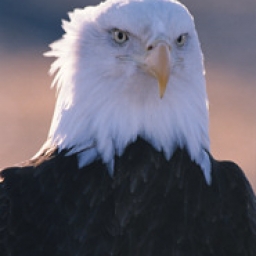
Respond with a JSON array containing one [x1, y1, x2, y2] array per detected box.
[[112, 29, 129, 44], [175, 33, 188, 47]]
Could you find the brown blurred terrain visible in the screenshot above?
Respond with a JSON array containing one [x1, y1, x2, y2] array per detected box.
[[0, 0, 256, 190]]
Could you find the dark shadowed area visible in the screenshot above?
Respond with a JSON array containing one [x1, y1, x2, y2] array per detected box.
[[0, 0, 256, 189]]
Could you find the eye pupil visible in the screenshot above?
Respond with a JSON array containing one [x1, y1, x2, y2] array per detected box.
[[118, 32, 124, 40], [177, 36, 183, 43]]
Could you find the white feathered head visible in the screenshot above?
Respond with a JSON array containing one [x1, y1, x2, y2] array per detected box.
[[44, 0, 211, 183]]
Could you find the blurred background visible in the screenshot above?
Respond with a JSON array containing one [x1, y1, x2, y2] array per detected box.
[[0, 0, 256, 189]]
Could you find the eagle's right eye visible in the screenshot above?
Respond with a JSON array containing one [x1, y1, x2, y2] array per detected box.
[[112, 29, 129, 44]]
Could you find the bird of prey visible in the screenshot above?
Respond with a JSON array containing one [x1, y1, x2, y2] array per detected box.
[[0, 0, 255, 255]]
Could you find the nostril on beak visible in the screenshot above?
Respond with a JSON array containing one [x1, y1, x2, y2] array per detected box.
[[147, 40, 171, 52], [147, 45, 153, 51]]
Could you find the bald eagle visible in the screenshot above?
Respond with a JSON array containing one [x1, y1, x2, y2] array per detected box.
[[0, 0, 255, 255]]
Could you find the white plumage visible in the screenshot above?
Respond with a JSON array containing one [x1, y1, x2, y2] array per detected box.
[[44, 0, 211, 182]]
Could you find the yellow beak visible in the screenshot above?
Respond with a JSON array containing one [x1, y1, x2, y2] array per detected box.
[[144, 42, 171, 98]]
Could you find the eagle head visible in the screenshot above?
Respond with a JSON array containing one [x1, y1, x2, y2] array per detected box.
[[44, 0, 211, 183]]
